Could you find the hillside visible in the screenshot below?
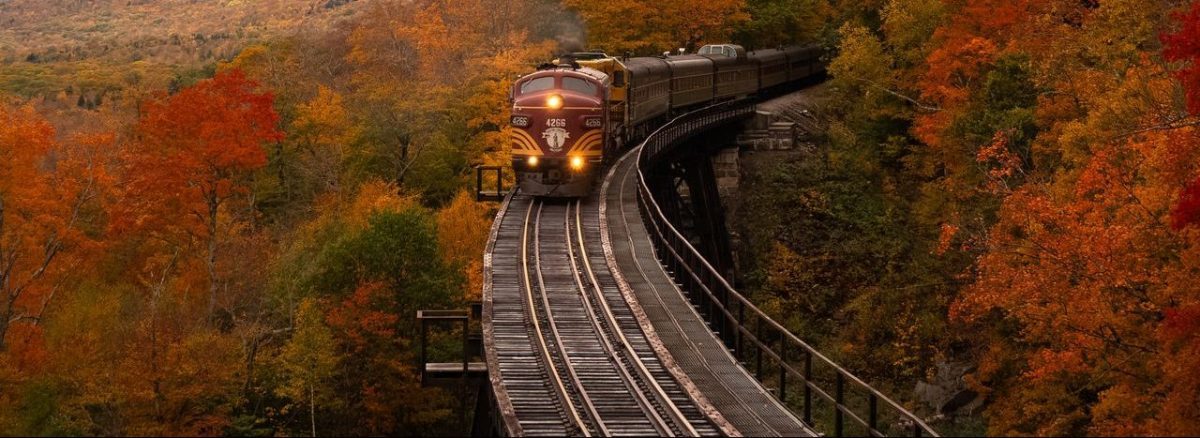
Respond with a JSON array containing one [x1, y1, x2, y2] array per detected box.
[[1, 0, 362, 64], [0, 0, 364, 97]]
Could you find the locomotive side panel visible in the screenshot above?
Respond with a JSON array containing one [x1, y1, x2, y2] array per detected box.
[[664, 55, 715, 108]]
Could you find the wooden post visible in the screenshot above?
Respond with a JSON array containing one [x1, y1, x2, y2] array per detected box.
[[869, 393, 878, 436], [778, 338, 787, 402], [736, 301, 745, 359], [756, 320, 764, 380], [835, 373, 845, 437], [476, 168, 484, 202], [804, 351, 813, 424], [419, 314, 428, 386]]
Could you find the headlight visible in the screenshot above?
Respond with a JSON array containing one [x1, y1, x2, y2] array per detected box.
[[546, 94, 563, 110], [569, 156, 584, 171], [527, 156, 539, 167], [510, 115, 530, 127]]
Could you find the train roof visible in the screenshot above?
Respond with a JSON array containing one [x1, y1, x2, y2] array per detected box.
[[747, 48, 787, 61], [525, 65, 611, 85], [567, 52, 609, 61]]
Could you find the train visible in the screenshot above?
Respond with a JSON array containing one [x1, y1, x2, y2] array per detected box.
[[509, 44, 825, 197]]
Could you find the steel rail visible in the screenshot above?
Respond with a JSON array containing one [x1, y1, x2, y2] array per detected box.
[[520, 200, 594, 436], [568, 200, 700, 437], [562, 201, 672, 436]]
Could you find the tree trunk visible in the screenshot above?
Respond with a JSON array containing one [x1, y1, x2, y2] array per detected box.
[[0, 311, 8, 351], [151, 289, 164, 422], [243, 334, 260, 395], [207, 194, 220, 320], [310, 383, 317, 437], [148, 251, 176, 422], [277, 141, 289, 202], [0, 196, 6, 351]]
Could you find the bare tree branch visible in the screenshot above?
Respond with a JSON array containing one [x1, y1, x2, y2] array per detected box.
[[844, 75, 943, 113]]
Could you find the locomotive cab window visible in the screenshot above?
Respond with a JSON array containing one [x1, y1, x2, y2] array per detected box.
[[520, 77, 555, 95], [562, 77, 598, 96]]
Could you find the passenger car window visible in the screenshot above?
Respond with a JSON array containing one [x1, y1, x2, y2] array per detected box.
[[562, 77, 597, 95], [520, 77, 555, 94]]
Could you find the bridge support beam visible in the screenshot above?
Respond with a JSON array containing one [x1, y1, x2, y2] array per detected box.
[[646, 131, 739, 284], [644, 132, 741, 349], [679, 153, 734, 282]]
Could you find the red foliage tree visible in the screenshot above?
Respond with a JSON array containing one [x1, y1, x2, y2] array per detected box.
[[118, 69, 283, 318], [1156, 304, 1200, 433], [1172, 177, 1200, 230], [1162, 1, 1200, 115], [1164, 3, 1200, 231]]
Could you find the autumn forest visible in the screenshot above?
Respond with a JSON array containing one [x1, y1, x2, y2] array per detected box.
[[1, 0, 1200, 436]]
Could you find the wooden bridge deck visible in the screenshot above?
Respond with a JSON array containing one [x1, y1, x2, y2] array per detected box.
[[478, 94, 942, 438], [481, 145, 814, 436], [600, 149, 814, 437]]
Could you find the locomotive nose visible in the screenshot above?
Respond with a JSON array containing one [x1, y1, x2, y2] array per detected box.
[[508, 69, 606, 197]]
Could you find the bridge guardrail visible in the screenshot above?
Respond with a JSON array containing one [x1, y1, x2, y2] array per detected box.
[[635, 100, 939, 437]]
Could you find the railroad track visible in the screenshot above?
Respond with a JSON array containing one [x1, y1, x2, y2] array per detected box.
[[492, 195, 719, 436]]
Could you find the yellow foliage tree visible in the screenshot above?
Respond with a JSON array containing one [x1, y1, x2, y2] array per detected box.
[[279, 298, 340, 438], [436, 191, 492, 301], [292, 86, 363, 194]]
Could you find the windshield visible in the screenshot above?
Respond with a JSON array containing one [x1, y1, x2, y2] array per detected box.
[[562, 77, 598, 95], [519, 77, 555, 95]]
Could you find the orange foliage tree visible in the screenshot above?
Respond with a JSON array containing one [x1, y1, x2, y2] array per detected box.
[[818, 0, 1200, 434], [947, 6, 1200, 432], [345, 0, 555, 199], [436, 191, 492, 301], [0, 104, 113, 353], [117, 69, 283, 319]]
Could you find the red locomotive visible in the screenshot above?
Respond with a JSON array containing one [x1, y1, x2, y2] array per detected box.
[[510, 65, 610, 197], [510, 44, 823, 197]]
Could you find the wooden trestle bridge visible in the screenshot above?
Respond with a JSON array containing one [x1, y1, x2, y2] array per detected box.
[[420, 95, 941, 437]]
